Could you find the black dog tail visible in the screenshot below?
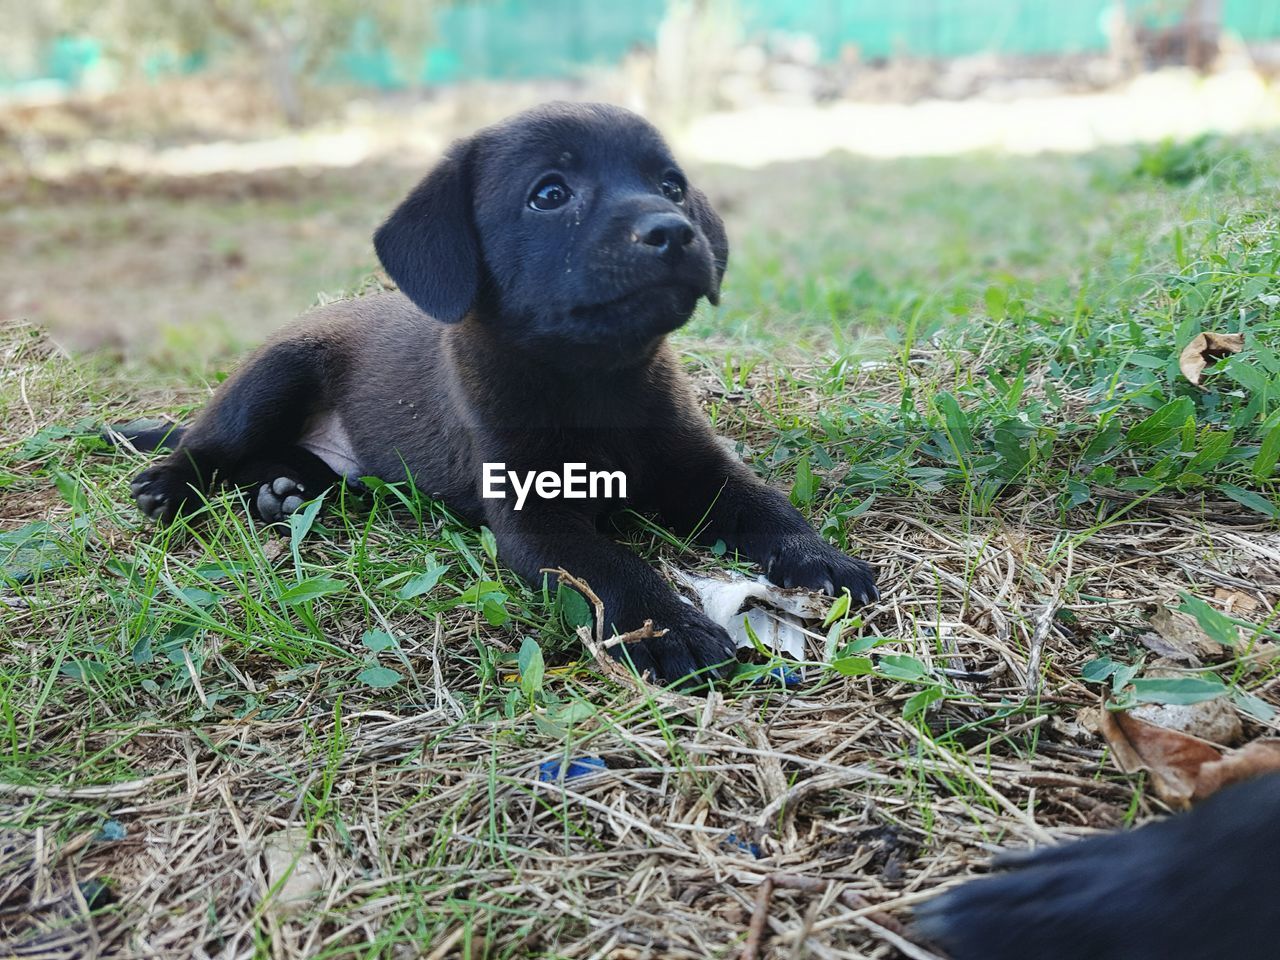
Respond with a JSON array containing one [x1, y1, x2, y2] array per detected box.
[[103, 419, 187, 452]]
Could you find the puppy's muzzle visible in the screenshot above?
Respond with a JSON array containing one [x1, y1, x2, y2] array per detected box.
[[632, 212, 696, 264]]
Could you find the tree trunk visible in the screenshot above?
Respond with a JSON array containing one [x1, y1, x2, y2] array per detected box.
[[261, 38, 304, 128], [205, 0, 305, 127]]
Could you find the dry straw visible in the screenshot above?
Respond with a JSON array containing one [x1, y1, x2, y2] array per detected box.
[[2, 321, 1277, 958]]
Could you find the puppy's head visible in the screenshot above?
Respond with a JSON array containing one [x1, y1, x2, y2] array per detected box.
[[374, 102, 728, 366]]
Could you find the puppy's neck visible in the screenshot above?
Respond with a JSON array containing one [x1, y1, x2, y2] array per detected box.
[[448, 315, 663, 377], [443, 317, 673, 428]]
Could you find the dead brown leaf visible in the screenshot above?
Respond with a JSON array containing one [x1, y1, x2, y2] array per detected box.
[[1212, 587, 1260, 615], [1100, 708, 1280, 808], [1099, 709, 1221, 808], [1148, 606, 1223, 660], [1193, 740, 1280, 798], [1136, 630, 1199, 665], [1179, 331, 1244, 386]]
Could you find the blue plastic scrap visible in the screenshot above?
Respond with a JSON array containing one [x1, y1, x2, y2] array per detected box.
[[752, 665, 805, 688], [722, 832, 764, 858], [538, 755, 607, 782], [96, 819, 127, 842], [771, 665, 805, 687]]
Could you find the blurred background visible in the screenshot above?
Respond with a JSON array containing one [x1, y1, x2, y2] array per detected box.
[[3, 0, 1279, 369]]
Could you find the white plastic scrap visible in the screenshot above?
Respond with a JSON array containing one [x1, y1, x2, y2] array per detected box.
[[669, 567, 830, 662], [262, 827, 326, 915]]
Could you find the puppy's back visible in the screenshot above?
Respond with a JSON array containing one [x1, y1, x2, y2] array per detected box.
[[260, 289, 432, 355]]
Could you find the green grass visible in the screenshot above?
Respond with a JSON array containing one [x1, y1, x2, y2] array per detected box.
[[4, 133, 1267, 368], [3, 131, 1280, 956], [687, 133, 1271, 354]]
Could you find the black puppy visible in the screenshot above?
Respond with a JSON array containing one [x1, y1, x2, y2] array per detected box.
[[127, 102, 877, 684], [914, 773, 1280, 960]]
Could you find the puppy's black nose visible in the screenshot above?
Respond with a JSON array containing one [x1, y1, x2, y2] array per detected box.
[[633, 212, 695, 260]]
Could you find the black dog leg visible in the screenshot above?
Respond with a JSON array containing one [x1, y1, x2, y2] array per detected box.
[[487, 507, 736, 685], [130, 340, 339, 523], [656, 441, 877, 604], [230, 447, 340, 524]]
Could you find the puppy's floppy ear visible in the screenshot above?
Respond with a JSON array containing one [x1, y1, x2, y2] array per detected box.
[[686, 186, 729, 305], [373, 139, 480, 323]]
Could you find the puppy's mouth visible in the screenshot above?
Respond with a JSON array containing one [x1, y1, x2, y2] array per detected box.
[[570, 281, 704, 317]]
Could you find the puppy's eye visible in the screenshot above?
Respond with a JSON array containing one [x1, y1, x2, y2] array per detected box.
[[660, 177, 686, 204], [529, 178, 572, 211]]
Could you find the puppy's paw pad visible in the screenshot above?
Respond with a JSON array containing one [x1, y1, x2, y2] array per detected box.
[[256, 477, 307, 524], [271, 477, 304, 497]]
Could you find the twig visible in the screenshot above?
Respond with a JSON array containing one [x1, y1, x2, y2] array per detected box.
[[0, 772, 184, 799], [1024, 597, 1060, 697], [769, 874, 902, 933], [741, 876, 774, 960], [849, 914, 947, 960], [1026, 545, 1071, 696], [748, 872, 940, 958], [545, 566, 670, 687], [755, 770, 874, 830], [430, 616, 465, 720], [543, 567, 605, 645]]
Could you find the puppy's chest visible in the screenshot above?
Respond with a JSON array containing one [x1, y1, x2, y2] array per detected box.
[[477, 388, 665, 476], [485, 425, 653, 480]]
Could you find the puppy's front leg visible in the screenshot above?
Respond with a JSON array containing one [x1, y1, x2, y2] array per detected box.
[[657, 439, 878, 605], [485, 505, 735, 685]]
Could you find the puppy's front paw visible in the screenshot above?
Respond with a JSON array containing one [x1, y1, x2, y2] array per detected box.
[[255, 476, 308, 524], [765, 536, 878, 605], [130, 464, 200, 524], [618, 607, 736, 688]]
